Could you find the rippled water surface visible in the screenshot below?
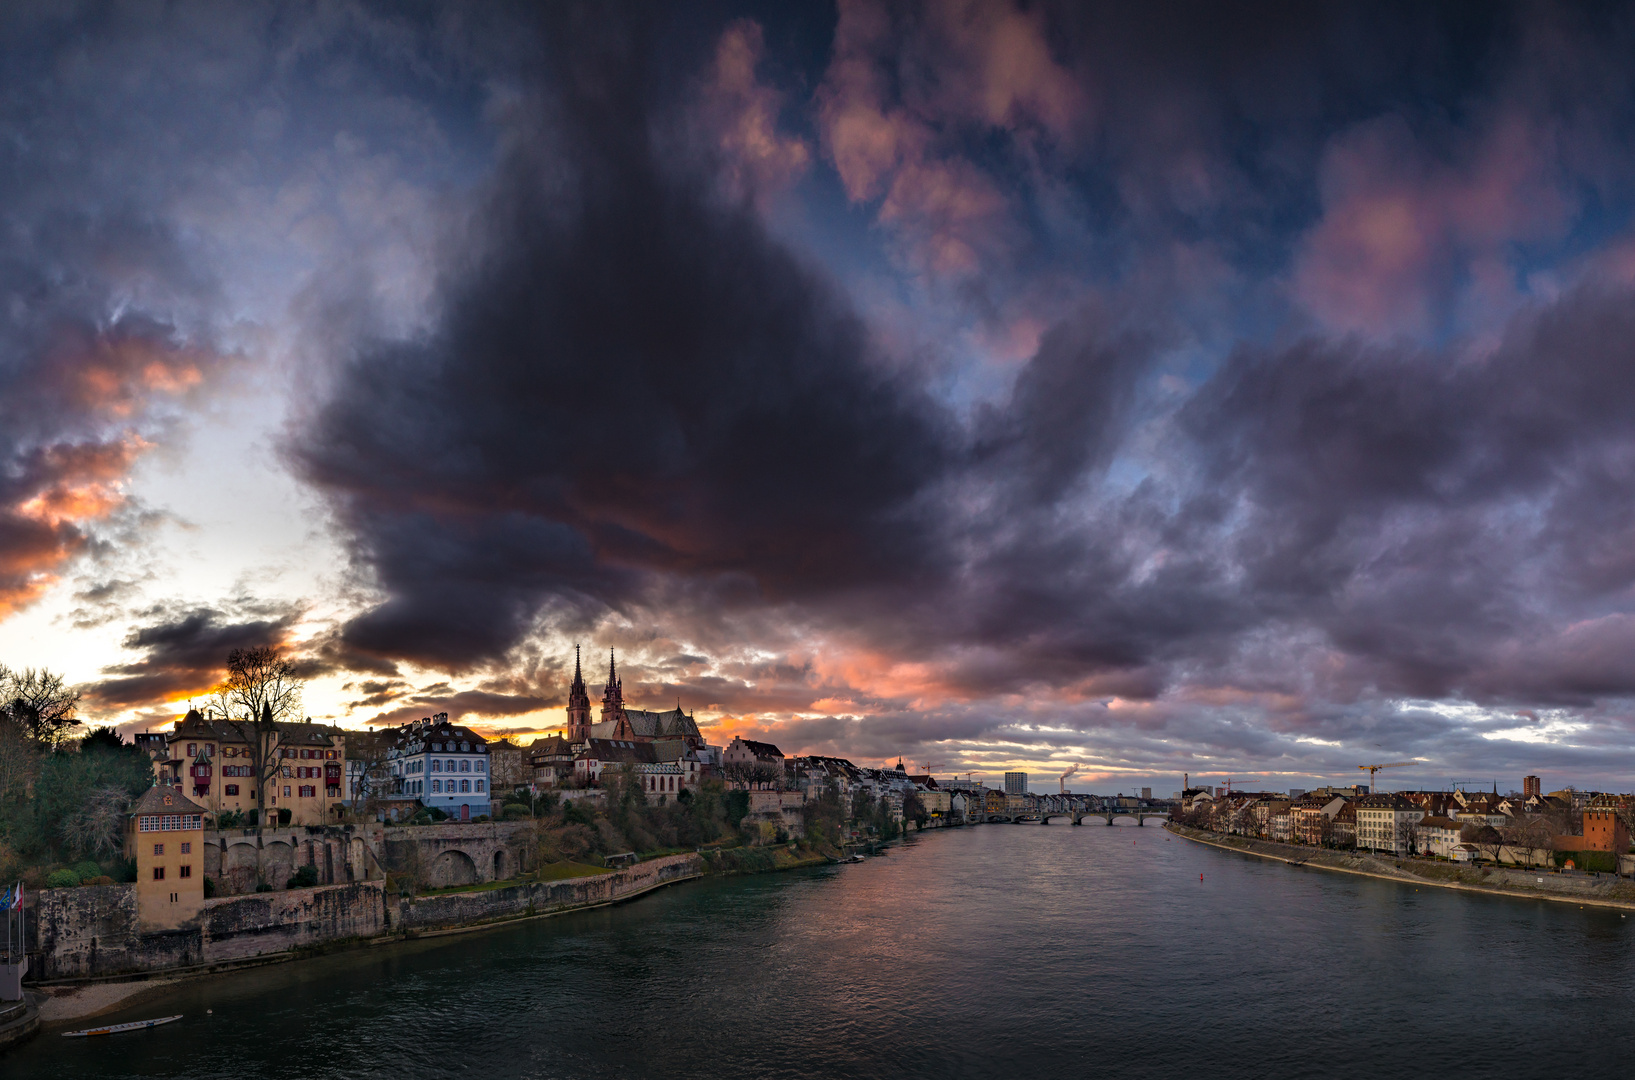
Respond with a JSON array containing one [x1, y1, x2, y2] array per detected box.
[[9, 822, 1635, 1078]]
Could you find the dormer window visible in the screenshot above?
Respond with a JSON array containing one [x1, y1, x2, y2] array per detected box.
[[461, 742, 470, 752], [432, 742, 442, 752]]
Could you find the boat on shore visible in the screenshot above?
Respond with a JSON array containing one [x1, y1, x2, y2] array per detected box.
[[62, 1015, 182, 1038]]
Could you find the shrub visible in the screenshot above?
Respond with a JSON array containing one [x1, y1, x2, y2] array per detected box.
[[79, 875, 114, 887], [203, 876, 217, 898], [472, 815, 490, 823], [72, 860, 102, 879], [46, 869, 81, 888], [502, 805, 532, 821], [216, 810, 243, 829], [725, 789, 750, 827], [112, 858, 137, 883], [277, 808, 292, 826], [286, 865, 319, 889]]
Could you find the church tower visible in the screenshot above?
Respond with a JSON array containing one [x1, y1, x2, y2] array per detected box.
[[602, 649, 630, 736], [566, 645, 592, 744]]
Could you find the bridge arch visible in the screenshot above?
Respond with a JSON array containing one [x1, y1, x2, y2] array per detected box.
[[429, 849, 478, 888]]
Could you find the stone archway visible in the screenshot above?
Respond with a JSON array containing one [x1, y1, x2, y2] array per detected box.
[[262, 841, 294, 889], [493, 850, 505, 881], [428, 849, 478, 888], [225, 843, 259, 894]]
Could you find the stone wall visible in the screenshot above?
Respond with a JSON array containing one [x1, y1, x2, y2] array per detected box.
[[205, 824, 385, 895], [27, 880, 389, 980], [381, 820, 537, 888], [29, 884, 200, 980], [397, 853, 702, 932]]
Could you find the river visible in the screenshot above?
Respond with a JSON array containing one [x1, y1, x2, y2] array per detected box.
[[8, 821, 1635, 1078]]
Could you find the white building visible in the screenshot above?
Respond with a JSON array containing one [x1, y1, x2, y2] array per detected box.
[[1355, 794, 1425, 855], [388, 714, 492, 821]]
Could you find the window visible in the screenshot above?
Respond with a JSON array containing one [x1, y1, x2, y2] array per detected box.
[[431, 779, 442, 793], [432, 742, 442, 752], [432, 760, 441, 772], [180, 865, 192, 878], [460, 778, 470, 793], [475, 780, 485, 793], [181, 842, 191, 854], [476, 760, 485, 773], [459, 760, 470, 773], [153, 866, 165, 880], [154, 843, 164, 856], [188, 743, 197, 756], [226, 785, 239, 796], [300, 785, 315, 798], [283, 786, 291, 797], [461, 742, 470, 752]]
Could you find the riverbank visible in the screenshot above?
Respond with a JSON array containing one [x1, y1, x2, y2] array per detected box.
[[16, 842, 849, 1030], [1166, 822, 1635, 911]]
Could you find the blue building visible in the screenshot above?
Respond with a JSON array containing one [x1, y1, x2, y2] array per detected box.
[[388, 713, 492, 821]]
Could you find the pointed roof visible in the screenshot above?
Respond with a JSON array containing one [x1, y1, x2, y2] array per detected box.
[[128, 786, 208, 817]]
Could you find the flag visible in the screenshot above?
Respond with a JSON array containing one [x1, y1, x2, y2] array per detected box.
[[7, 882, 20, 909]]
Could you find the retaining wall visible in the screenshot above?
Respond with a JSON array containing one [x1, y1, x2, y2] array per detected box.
[[28, 881, 388, 980], [398, 853, 703, 932], [26, 853, 703, 982]]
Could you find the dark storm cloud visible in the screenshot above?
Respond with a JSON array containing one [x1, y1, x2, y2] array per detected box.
[[1178, 284, 1635, 703], [82, 600, 302, 712], [294, 9, 955, 669]]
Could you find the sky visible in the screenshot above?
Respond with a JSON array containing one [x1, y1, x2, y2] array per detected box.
[[7, 1, 1635, 794]]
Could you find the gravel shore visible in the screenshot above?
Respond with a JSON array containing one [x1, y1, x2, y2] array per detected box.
[[34, 980, 180, 1026]]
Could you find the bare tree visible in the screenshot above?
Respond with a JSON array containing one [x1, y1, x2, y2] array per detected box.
[[3, 667, 83, 749], [1461, 823, 1505, 865], [212, 646, 305, 824], [62, 786, 130, 861], [345, 730, 393, 817]]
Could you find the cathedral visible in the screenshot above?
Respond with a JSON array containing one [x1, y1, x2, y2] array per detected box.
[[566, 646, 705, 750]]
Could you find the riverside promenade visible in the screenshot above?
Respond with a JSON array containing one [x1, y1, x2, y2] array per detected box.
[[1166, 821, 1635, 911]]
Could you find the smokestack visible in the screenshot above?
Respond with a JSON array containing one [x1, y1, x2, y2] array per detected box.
[[1060, 763, 1080, 794]]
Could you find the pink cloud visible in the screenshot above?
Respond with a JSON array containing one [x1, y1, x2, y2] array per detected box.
[[1293, 113, 1573, 338], [697, 20, 811, 205], [816, 0, 1085, 281]]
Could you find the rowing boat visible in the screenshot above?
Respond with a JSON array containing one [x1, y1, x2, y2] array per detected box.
[[62, 1015, 182, 1037]]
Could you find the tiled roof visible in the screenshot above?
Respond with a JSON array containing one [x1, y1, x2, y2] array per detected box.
[[128, 786, 208, 816]]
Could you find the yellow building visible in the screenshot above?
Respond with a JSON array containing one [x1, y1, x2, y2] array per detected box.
[[151, 708, 348, 825], [125, 787, 206, 929]]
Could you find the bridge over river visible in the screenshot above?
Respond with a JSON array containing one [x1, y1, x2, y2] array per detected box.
[[982, 808, 1171, 827]]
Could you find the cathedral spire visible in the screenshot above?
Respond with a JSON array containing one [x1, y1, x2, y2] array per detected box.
[[566, 643, 592, 743]]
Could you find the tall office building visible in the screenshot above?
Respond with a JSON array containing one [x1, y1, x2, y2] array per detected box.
[[1141, 787, 1152, 800], [1004, 772, 1028, 795]]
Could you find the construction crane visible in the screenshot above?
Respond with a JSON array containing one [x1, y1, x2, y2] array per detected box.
[[1059, 763, 1079, 794], [1358, 761, 1415, 788]]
